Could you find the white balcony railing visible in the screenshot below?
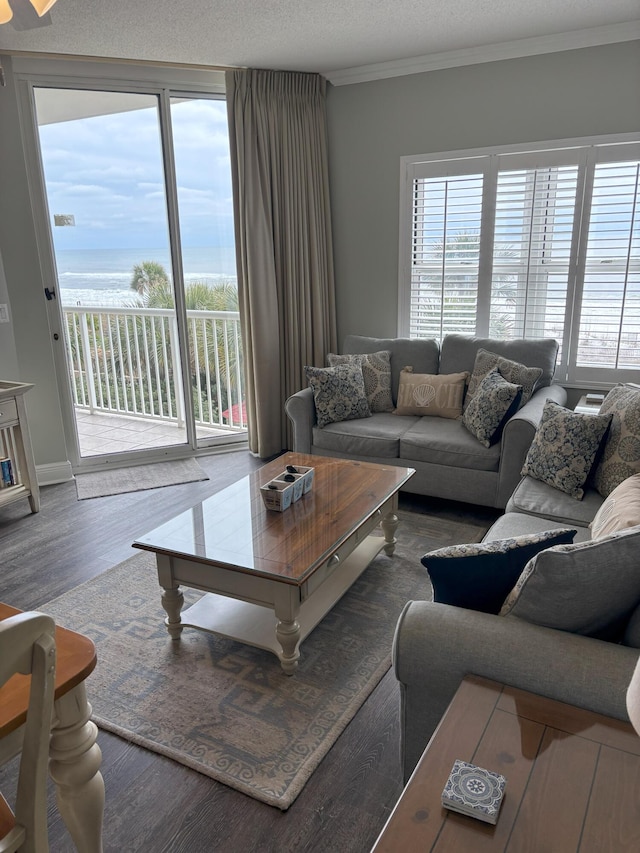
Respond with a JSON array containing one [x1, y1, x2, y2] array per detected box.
[[62, 306, 246, 431]]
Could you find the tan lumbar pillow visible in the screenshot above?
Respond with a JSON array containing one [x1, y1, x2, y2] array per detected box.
[[590, 473, 640, 539], [394, 368, 468, 419]]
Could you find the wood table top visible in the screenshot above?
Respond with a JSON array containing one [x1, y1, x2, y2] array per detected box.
[[372, 675, 640, 852], [0, 602, 97, 738], [133, 452, 415, 584]]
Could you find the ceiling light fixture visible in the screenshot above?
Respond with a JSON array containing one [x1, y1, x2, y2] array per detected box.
[[0, 0, 58, 25]]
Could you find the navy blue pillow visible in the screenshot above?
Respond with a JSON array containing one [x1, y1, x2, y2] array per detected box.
[[421, 528, 577, 615]]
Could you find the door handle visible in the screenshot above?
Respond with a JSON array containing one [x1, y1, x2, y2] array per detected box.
[[44, 287, 56, 300]]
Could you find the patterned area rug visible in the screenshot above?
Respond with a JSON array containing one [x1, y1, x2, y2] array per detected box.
[[42, 509, 489, 809], [74, 458, 209, 499]]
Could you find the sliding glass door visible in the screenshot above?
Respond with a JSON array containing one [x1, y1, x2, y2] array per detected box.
[[31, 85, 244, 469]]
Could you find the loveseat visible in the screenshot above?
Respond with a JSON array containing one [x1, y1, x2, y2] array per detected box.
[[285, 333, 566, 509], [393, 468, 640, 781]]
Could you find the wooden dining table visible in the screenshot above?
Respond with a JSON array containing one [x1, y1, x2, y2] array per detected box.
[[0, 602, 104, 852]]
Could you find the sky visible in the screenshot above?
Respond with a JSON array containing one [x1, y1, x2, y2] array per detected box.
[[34, 91, 235, 252]]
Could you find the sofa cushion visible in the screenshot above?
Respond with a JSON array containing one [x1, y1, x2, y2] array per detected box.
[[327, 351, 393, 413], [305, 364, 371, 428], [462, 369, 522, 447], [623, 605, 640, 649], [421, 528, 576, 615], [464, 349, 541, 412], [593, 384, 640, 498], [342, 335, 440, 405], [399, 418, 501, 472], [439, 334, 558, 389], [507, 476, 604, 527], [394, 369, 468, 418], [521, 400, 612, 499], [312, 412, 418, 458], [484, 511, 592, 543], [500, 525, 640, 638], [590, 474, 640, 539]]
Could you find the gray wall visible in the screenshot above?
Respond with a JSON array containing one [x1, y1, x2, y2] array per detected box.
[[326, 42, 640, 344]]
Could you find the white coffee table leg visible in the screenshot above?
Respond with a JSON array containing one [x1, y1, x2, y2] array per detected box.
[[381, 511, 399, 556], [48, 684, 105, 853], [276, 618, 301, 675], [161, 585, 184, 639]]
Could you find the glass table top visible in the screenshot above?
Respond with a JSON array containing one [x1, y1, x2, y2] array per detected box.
[[133, 453, 415, 584]]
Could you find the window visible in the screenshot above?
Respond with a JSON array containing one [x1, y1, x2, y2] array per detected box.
[[399, 136, 640, 386]]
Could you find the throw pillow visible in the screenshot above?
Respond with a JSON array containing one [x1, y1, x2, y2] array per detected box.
[[500, 525, 640, 639], [593, 384, 640, 498], [521, 400, 612, 500], [590, 473, 640, 539], [305, 363, 371, 428], [327, 351, 393, 413], [394, 368, 468, 418], [421, 528, 576, 615], [464, 349, 542, 412], [462, 368, 522, 447]]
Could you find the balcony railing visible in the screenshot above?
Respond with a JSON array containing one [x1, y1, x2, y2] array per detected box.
[[62, 305, 246, 431]]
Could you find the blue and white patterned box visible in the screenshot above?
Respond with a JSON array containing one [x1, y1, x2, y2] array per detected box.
[[441, 759, 507, 825]]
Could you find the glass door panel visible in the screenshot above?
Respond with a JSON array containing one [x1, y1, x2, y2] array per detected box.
[[170, 97, 245, 445], [33, 87, 190, 461]]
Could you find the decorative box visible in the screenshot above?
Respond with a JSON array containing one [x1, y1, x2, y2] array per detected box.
[[441, 759, 507, 825], [260, 479, 295, 512]]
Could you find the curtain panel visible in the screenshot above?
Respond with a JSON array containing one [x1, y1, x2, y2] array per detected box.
[[226, 68, 337, 459]]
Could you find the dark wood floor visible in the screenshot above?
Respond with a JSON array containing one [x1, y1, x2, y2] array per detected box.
[[0, 449, 498, 853]]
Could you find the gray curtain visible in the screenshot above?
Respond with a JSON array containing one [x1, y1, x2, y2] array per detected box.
[[226, 69, 337, 459]]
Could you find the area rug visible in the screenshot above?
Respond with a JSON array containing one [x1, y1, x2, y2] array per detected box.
[[42, 509, 489, 809], [74, 458, 209, 500]]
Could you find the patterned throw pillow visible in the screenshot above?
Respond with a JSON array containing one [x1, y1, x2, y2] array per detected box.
[[500, 525, 640, 639], [305, 364, 371, 428], [462, 369, 522, 447], [464, 349, 542, 412], [327, 351, 393, 413], [521, 400, 612, 499], [421, 528, 576, 615], [394, 369, 468, 418], [590, 473, 640, 539], [593, 385, 640, 498]]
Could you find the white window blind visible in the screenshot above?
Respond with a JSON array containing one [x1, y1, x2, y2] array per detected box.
[[400, 136, 640, 386]]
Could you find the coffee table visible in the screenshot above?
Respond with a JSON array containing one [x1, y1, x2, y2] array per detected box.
[[133, 453, 415, 674], [371, 675, 640, 852]]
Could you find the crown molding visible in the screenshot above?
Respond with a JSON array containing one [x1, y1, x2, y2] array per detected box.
[[325, 21, 640, 86]]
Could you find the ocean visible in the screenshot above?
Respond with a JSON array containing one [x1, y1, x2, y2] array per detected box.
[[56, 246, 237, 307]]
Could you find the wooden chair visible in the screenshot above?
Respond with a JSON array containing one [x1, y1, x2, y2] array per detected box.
[[0, 612, 56, 853]]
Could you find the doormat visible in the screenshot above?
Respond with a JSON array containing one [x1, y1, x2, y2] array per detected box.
[[41, 509, 489, 808], [75, 458, 209, 500]]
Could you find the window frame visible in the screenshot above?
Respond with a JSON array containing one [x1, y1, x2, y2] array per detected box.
[[398, 132, 640, 388]]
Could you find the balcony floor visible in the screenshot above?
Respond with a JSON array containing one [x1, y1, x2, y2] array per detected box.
[[75, 410, 246, 457]]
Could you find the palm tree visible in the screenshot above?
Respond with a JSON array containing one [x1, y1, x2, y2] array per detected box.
[[129, 261, 170, 295]]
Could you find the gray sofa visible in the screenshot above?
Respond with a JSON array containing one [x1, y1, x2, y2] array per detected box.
[[285, 333, 566, 509], [393, 476, 640, 782]]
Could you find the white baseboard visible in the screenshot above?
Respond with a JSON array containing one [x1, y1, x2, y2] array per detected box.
[[36, 460, 74, 486]]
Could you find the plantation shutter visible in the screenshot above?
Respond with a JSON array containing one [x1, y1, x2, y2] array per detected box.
[[488, 151, 581, 362], [574, 149, 640, 378], [409, 161, 485, 341]]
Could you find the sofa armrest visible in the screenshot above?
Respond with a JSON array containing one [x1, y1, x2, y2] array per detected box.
[[285, 387, 316, 454], [496, 383, 568, 507], [393, 600, 639, 782]]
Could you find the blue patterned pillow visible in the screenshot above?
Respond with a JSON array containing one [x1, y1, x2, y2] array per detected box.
[[421, 528, 576, 614], [521, 400, 612, 499], [305, 363, 371, 428], [462, 368, 522, 447]]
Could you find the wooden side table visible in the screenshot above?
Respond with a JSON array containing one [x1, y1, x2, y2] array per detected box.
[[0, 380, 40, 513], [372, 675, 640, 852]]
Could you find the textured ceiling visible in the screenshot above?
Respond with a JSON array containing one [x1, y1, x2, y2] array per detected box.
[[0, 0, 638, 80]]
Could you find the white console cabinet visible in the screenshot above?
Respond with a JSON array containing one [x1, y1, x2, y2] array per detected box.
[[0, 380, 40, 513]]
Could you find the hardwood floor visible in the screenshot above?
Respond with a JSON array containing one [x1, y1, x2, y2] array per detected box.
[[0, 450, 498, 852]]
